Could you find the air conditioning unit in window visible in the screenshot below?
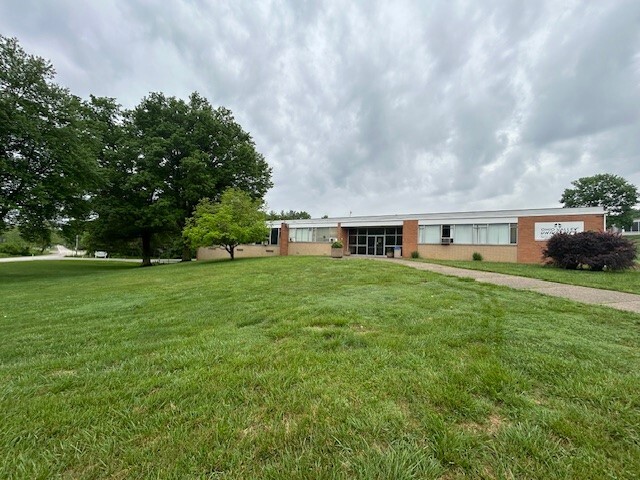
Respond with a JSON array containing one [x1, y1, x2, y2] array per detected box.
[[441, 237, 453, 245]]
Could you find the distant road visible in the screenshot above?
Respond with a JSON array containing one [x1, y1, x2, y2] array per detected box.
[[0, 246, 181, 264], [0, 245, 74, 263]]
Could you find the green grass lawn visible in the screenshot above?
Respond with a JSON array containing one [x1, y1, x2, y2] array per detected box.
[[628, 234, 640, 255], [1, 258, 639, 479], [413, 258, 640, 295], [413, 235, 640, 295]]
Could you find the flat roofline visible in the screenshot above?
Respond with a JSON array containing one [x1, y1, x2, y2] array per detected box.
[[268, 206, 605, 227]]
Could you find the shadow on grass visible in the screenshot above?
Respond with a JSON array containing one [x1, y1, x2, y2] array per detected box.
[[0, 260, 139, 284]]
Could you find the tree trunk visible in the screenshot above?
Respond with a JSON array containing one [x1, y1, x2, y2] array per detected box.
[[141, 231, 153, 267], [181, 241, 192, 262], [229, 246, 235, 260]]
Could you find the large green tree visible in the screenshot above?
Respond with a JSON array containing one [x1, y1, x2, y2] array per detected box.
[[92, 92, 272, 266], [0, 36, 101, 234], [560, 174, 639, 229], [184, 189, 269, 260]]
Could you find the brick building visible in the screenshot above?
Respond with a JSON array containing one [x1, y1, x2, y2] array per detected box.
[[198, 207, 605, 264]]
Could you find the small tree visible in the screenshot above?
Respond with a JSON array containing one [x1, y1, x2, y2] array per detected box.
[[543, 231, 637, 271], [183, 189, 268, 260]]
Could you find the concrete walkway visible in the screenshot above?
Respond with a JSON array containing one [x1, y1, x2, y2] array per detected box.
[[361, 257, 640, 314]]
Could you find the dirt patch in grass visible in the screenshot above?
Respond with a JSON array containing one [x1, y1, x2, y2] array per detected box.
[[461, 413, 506, 436]]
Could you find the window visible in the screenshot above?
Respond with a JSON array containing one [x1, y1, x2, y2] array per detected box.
[[292, 228, 312, 242], [419, 223, 518, 245], [473, 224, 487, 244], [289, 227, 337, 242], [487, 224, 509, 244], [454, 225, 472, 244], [631, 220, 640, 233], [315, 227, 337, 242], [510, 223, 518, 244], [270, 228, 279, 245], [419, 225, 441, 244]]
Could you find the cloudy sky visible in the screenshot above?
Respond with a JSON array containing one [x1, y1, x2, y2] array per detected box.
[[2, 0, 639, 217]]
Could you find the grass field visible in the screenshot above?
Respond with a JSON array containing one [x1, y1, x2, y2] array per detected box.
[[413, 258, 640, 295], [1, 258, 639, 479]]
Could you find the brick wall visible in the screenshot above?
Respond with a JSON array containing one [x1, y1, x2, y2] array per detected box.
[[288, 243, 332, 256], [338, 223, 349, 254], [197, 245, 279, 260], [418, 244, 517, 262], [280, 223, 289, 256], [517, 214, 605, 263], [402, 220, 418, 258]]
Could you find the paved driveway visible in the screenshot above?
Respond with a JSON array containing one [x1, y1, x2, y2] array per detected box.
[[0, 245, 75, 263]]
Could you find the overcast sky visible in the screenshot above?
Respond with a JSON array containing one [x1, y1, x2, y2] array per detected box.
[[2, 0, 639, 217]]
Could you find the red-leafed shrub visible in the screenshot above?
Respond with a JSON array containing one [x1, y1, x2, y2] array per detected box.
[[543, 231, 637, 271]]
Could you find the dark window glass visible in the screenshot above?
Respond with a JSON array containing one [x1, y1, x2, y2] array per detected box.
[[357, 246, 366, 255], [442, 225, 451, 238], [509, 223, 518, 244], [349, 245, 356, 254], [385, 235, 395, 245], [349, 235, 357, 245], [358, 235, 366, 244], [369, 228, 384, 235], [270, 228, 279, 245]]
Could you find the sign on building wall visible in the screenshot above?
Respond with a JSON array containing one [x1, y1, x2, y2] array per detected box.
[[534, 221, 584, 241]]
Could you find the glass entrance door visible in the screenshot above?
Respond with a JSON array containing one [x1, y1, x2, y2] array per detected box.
[[367, 236, 384, 255], [349, 227, 403, 256]]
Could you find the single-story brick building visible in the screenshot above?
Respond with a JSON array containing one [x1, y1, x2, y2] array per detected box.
[[197, 206, 606, 264]]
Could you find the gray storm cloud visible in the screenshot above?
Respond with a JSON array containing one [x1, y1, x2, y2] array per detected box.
[[1, 0, 639, 216]]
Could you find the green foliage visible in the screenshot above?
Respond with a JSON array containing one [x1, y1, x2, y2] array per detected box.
[[0, 36, 102, 235], [266, 210, 311, 220], [1, 258, 639, 478], [0, 238, 30, 256], [0, 227, 46, 255], [472, 252, 483, 261], [411, 251, 420, 258], [331, 240, 343, 249], [543, 231, 636, 271], [183, 188, 268, 259], [91, 92, 272, 265], [560, 174, 639, 228]]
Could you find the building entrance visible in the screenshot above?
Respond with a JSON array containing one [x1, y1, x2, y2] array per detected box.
[[367, 236, 384, 255], [348, 227, 403, 256]]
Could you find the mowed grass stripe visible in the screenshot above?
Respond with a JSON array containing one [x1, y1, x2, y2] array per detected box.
[[0, 257, 638, 479]]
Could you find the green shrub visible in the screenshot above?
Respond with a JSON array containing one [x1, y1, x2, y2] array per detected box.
[[331, 240, 343, 249], [472, 252, 483, 261], [543, 231, 636, 271], [0, 243, 31, 256], [411, 251, 420, 259]]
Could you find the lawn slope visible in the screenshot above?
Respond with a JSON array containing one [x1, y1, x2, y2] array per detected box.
[[1, 258, 639, 479], [415, 258, 640, 295]]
